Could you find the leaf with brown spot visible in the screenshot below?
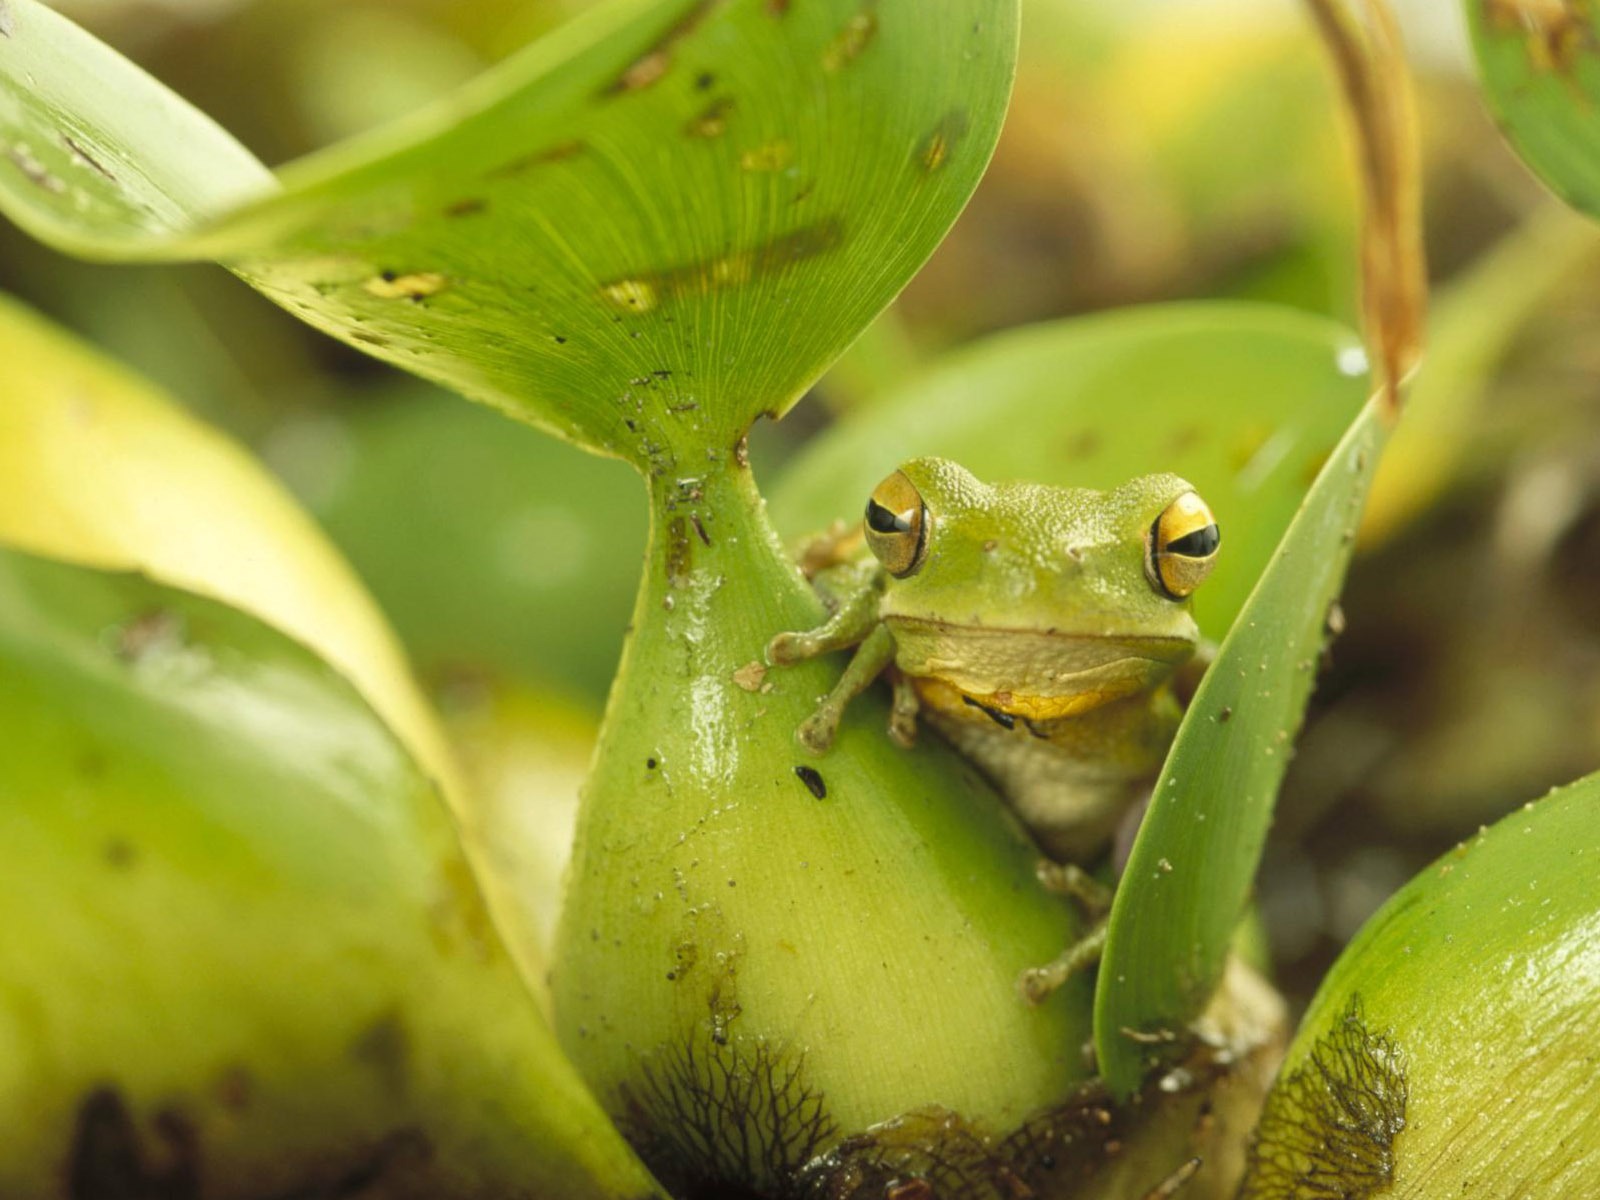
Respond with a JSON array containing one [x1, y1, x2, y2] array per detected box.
[[0, 0, 1017, 472]]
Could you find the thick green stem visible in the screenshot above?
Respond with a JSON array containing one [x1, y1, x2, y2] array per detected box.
[[551, 451, 1093, 1193]]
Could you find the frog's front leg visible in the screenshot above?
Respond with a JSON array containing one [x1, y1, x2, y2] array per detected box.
[[767, 564, 896, 753], [793, 624, 899, 753]]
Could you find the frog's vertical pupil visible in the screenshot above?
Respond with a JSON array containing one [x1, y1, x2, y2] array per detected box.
[[1167, 523, 1220, 558], [866, 499, 911, 534]]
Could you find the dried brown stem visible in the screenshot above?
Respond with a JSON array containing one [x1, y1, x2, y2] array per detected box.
[[1304, 0, 1428, 420]]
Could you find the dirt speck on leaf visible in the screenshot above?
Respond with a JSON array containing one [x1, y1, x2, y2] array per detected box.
[[686, 96, 735, 139], [364, 272, 447, 301], [604, 0, 721, 95]]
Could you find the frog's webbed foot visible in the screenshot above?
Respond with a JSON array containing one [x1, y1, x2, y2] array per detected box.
[[888, 672, 920, 749], [1018, 919, 1107, 1006]]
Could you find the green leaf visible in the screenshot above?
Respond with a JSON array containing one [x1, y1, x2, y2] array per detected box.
[[1094, 399, 1388, 1096], [0, 0, 1017, 464], [0, 291, 462, 813], [768, 302, 1371, 639], [0, 546, 664, 1198], [1240, 774, 1600, 1197], [1463, 0, 1600, 217]]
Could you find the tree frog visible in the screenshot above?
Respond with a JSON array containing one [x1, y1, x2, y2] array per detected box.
[[767, 458, 1220, 999]]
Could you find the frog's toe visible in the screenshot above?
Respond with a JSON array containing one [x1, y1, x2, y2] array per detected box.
[[797, 707, 840, 753], [888, 710, 918, 749], [766, 631, 803, 665]]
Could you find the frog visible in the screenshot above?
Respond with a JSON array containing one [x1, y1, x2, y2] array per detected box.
[[766, 457, 1220, 1001]]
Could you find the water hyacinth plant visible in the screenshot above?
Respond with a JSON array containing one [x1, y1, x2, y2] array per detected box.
[[0, 0, 1596, 1197]]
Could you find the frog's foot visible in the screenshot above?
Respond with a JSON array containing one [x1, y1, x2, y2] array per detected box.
[[888, 673, 920, 749], [797, 701, 843, 754], [767, 629, 812, 666], [1018, 919, 1107, 1005], [1036, 860, 1114, 917]]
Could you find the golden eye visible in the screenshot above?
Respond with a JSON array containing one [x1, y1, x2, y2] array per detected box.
[[1146, 490, 1220, 600], [863, 469, 927, 578]]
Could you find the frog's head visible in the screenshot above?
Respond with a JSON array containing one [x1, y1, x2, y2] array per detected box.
[[864, 457, 1220, 721]]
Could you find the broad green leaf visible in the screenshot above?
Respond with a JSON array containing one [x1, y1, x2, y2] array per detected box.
[[1463, 0, 1600, 216], [0, 292, 460, 808], [768, 302, 1371, 639], [0, 547, 664, 1199], [1241, 774, 1600, 1197], [1094, 399, 1388, 1096], [0, 0, 1017, 465]]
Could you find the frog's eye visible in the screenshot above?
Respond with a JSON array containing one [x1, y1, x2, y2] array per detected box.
[[864, 470, 927, 578], [1147, 491, 1220, 600]]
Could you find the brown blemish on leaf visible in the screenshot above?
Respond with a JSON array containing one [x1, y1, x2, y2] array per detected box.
[[103, 838, 137, 870], [917, 109, 970, 172], [599, 219, 843, 314], [62, 134, 116, 182], [604, 0, 722, 95], [443, 197, 486, 218], [822, 4, 880, 72], [1239, 996, 1406, 1199], [350, 330, 391, 348], [602, 278, 660, 314], [685, 95, 735, 138], [363, 271, 447, 301], [766, 0, 791, 14], [1486, 0, 1597, 76], [487, 138, 586, 178], [733, 661, 767, 692], [666, 517, 693, 588], [113, 609, 185, 664], [350, 1010, 411, 1097], [214, 1064, 254, 1113], [740, 139, 795, 172], [7, 142, 65, 194], [69, 1088, 199, 1200]]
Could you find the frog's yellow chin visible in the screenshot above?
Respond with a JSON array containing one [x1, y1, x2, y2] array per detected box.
[[885, 616, 1192, 718]]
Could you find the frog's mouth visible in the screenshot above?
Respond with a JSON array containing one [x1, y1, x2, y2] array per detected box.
[[885, 617, 1193, 721]]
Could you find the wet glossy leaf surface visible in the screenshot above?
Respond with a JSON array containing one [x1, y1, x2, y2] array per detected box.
[[0, 0, 1017, 465], [1095, 400, 1388, 1096], [1464, 0, 1600, 215], [768, 302, 1371, 640], [0, 546, 663, 1199], [1241, 773, 1600, 1197]]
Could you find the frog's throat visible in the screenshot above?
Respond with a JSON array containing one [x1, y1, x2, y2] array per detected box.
[[885, 616, 1193, 720]]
